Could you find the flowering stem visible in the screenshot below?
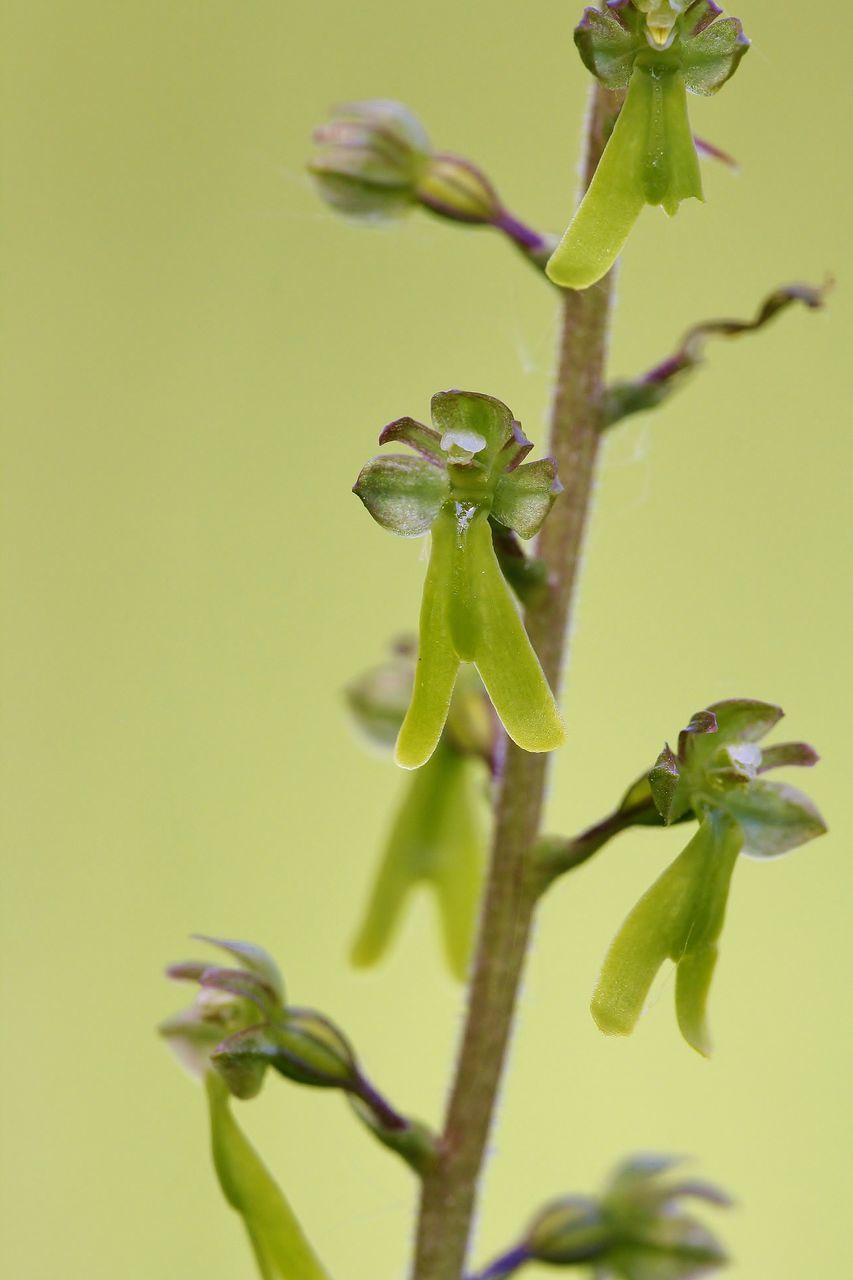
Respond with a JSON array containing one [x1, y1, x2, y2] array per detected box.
[[410, 83, 623, 1280]]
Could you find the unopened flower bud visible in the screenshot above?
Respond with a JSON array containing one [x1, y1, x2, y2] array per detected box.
[[309, 100, 551, 265], [308, 100, 430, 221], [416, 153, 503, 225], [526, 1195, 611, 1264], [268, 1008, 360, 1090], [345, 641, 417, 748]]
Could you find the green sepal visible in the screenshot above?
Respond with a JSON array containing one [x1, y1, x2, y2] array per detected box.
[[431, 389, 516, 472], [199, 967, 284, 1024], [526, 1196, 611, 1263], [699, 698, 782, 749], [396, 507, 563, 768], [575, 1, 643, 89], [211, 1024, 277, 1100], [353, 454, 449, 537], [350, 741, 484, 980], [648, 744, 687, 822], [591, 812, 742, 1055], [681, 12, 749, 95], [715, 778, 827, 858], [206, 1071, 331, 1280], [617, 770, 671, 826], [270, 1010, 360, 1090], [607, 1222, 727, 1280], [492, 458, 562, 540], [160, 1005, 234, 1081], [193, 935, 284, 1002], [604, 1153, 732, 1213]]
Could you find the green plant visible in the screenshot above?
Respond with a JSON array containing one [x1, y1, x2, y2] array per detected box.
[[161, 4, 828, 1277]]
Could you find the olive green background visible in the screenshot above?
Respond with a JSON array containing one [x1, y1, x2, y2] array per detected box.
[[1, 2, 850, 1277]]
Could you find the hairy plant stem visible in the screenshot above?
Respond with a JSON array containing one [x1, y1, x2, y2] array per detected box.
[[410, 83, 623, 1280]]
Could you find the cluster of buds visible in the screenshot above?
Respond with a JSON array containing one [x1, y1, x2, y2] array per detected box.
[[472, 1155, 730, 1280], [308, 100, 552, 264], [354, 389, 564, 769], [547, 0, 749, 289], [160, 935, 437, 1173], [347, 641, 492, 980], [591, 700, 825, 1054]]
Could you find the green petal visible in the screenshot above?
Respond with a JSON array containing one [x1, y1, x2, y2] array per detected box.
[[352, 743, 484, 979], [591, 814, 741, 1054], [546, 64, 648, 290], [430, 390, 515, 470], [395, 513, 460, 769], [206, 1072, 330, 1280], [464, 513, 564, 754]]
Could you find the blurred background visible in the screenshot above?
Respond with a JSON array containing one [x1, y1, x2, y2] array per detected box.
[[1, 2, 850, 1277]]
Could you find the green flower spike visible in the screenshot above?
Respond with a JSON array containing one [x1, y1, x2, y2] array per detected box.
[[354, 390, 565, 770], [547, 0, 749, 290], [591, 700, 826, 1055]]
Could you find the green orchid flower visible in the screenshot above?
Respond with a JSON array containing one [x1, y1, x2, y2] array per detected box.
[[159, 939, 331, 1280], [547, 0, 749, 290], [472, 1153, 730, 1280], [354, 390, 565, 770], [162, 936, 438, 1177], [347, 647, 489, 980], [591, 700, 826, 1055]]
